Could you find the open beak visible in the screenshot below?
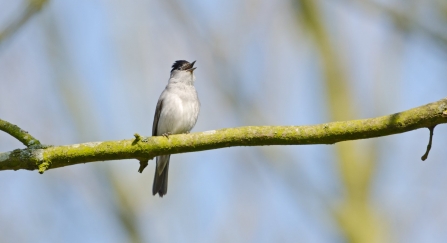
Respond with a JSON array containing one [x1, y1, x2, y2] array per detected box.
[[187, 61, 197, 72]]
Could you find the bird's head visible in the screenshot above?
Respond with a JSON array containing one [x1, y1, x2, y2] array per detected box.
[[169, 60, 197, 84]]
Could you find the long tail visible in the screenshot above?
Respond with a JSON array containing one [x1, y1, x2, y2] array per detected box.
[[152, 155, 170, 197]]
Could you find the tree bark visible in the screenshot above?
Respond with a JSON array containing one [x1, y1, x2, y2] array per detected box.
[[1, 98, 446, 173]]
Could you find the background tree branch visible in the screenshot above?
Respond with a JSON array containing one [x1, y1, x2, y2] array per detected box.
[[1, 98, 446, 173], [0, 0, 48, 47]]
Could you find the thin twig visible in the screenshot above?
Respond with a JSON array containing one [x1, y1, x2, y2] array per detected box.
[[0, 119, 41, 147], [421, 125, 436, 161]]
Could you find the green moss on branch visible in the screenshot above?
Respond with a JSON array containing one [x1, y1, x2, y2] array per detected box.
[[0, 98, 446, 172], [0, 119, 42, 147]]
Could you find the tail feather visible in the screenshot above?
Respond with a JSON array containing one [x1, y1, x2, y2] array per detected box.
[[152, 155, 170, 197]]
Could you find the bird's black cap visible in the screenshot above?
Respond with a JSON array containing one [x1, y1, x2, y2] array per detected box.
[[171, 60, 196, 72]]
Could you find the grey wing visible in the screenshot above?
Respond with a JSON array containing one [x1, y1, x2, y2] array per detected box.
[[152, 98, 163, 136]]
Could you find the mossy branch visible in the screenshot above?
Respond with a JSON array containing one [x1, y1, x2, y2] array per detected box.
[[1, 98, 446, 173], [0, 119, 42, 147]]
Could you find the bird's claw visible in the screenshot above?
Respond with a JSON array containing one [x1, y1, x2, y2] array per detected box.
[[162, 132, 172, 138]]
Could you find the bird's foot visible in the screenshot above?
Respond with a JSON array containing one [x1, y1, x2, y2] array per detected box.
[[162, 132, 172, 138]]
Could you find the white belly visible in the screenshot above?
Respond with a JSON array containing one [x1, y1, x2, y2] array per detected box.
[[156, 90, 200, 135]]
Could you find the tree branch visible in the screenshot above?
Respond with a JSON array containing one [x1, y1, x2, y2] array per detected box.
[[0, 0, 49, 46], [0, 119, 42, 147], [1, 98, 446, 173]]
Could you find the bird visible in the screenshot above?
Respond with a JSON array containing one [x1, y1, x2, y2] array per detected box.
[[151, 60, 200, 197]]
